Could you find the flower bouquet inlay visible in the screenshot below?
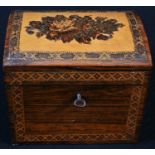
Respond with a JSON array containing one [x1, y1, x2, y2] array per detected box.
[[25, 15, 124, 44]]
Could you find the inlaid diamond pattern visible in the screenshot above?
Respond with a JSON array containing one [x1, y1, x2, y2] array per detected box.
[[7, 71, 146, 143]]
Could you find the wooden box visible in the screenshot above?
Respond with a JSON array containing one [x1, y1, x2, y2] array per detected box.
[[3, 11, 152, 144]]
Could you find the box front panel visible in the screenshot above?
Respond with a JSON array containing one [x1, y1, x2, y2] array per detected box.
[[23, 84, 131, 135], [5, 71, 148, 143]]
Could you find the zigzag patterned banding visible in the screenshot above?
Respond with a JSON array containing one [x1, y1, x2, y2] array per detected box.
[[5, 71, 147, 85]]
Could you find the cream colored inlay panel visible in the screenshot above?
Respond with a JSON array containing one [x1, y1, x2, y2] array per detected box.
[[19, 11, 135, 53]]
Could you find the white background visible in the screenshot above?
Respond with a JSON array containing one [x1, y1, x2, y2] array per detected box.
[[0, 0, 155, 6], [1, 149, 155, 154]]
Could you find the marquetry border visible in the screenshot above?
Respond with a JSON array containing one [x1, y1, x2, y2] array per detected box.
[[5, 70, 148, 143], [8, 11, 147, 63], [7, 85, 25, 141], [8, 85, 144, 143], [4, 71, 147, 85]]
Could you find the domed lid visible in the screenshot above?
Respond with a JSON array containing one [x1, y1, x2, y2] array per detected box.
[[3, 11, 152, 71]]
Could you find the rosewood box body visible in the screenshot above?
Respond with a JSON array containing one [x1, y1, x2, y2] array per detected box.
[[3, 11, 152, 144]]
